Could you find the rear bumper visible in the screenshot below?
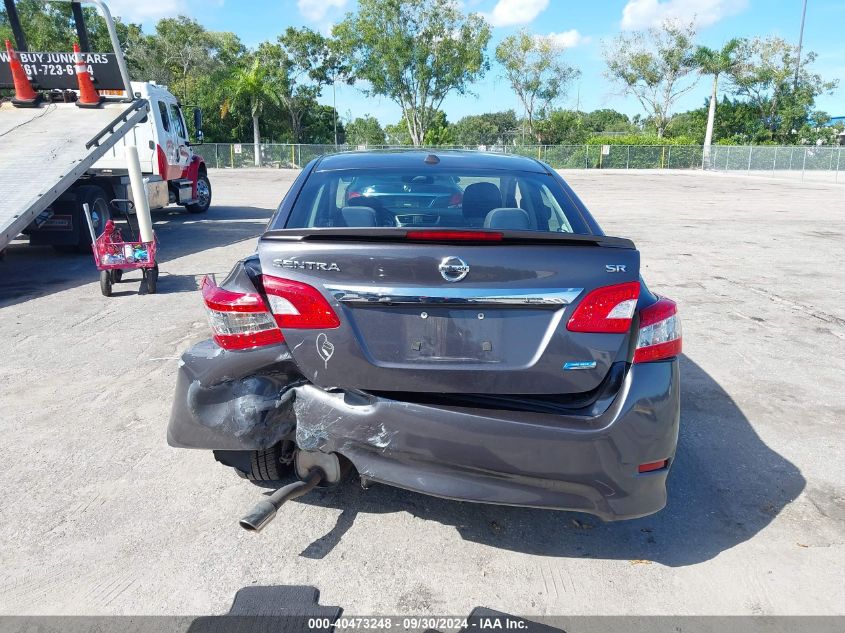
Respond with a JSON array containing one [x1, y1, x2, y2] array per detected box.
[[169, 340, 680, 521]]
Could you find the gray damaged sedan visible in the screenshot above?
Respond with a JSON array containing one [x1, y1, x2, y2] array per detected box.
[[169, 150, 682, 529]]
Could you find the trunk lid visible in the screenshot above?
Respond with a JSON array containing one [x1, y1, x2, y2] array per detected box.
[[258, 232, 639, 395]]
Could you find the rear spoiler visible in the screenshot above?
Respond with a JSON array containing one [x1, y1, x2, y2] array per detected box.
[[261, 228, 635, 250]]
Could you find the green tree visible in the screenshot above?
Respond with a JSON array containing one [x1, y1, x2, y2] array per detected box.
[[663, 110, 705, 141], [728, 36, 838, 142], [693, 38, 743, 162], [582, 109, 634, 134], [452, 110, 518, 145], [384, 121, 413, 145], [452, 115, 498, 146], [423, 110, 453, 145], [495, 29, 579, 141], [132, 17, 222, 104], [535, 110, 586, 144], [534, 109, 635, 145], [665, 97, 767, 143], [334, 0, 491, 146], [604, 20, 699, 137], [1, 0, 143, 53], [259, 27, 346, 143], [303, 104, 344, 144], [222, 57, 282, 166], [186, 33, 259, 143], [345, 116, 386, 145]]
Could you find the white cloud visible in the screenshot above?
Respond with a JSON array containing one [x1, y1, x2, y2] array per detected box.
[[486, 0, 549, 27], [543, 30, 591, 49], [298, 0, 347, 22], [105, 0, 186, 21], [621, 0, 748, 30]]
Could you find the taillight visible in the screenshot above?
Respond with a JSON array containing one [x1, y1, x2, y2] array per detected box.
[[567, 282, 640, 333], [406, 230, 503, 242], [262, 275, 340, 329], [634, 298, 682, 363], [447, 192, 463, 207], [346, 190, 362, 201], [201, 276, 284, 350]]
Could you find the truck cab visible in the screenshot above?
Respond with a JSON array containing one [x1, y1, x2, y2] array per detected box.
[[89, 81, 211, 216], [27, 81, 212, 252]]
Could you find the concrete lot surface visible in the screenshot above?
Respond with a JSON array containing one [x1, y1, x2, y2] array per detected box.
[[0, 168, 843, 616]]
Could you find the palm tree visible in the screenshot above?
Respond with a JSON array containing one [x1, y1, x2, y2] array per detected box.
[[222, 59, 281, 167], [694, 39, 742, 167]]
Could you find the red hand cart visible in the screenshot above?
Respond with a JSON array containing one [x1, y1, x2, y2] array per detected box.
[[83, 200, 159, 297]]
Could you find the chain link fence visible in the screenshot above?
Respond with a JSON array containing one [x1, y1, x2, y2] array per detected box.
[[707, 144, 843, 183], [193, 143, 843, 183]]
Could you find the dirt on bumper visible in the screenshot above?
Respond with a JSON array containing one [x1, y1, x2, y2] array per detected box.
[[169, 340, 680, 520]]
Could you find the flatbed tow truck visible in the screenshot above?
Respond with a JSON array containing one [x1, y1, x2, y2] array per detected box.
[[0, 0, 210, 258]]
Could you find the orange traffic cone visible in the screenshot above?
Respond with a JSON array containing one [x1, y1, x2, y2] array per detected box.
[[5, 40, 40, 107], [73, 43, 103, 108]]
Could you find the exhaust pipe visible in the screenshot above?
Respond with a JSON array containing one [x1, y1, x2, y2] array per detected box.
[[239, 468, 324, 532]]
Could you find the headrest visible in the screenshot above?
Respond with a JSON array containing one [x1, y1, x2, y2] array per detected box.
[[484, 207, 531, 230], [462, 182, 502, 219], [341, 206, 377, 227]]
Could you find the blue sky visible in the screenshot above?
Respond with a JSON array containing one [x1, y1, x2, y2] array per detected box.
[[110, 0, 844, 125]]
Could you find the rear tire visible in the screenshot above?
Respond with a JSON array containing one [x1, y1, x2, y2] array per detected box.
[[99, 270, 112, 296], [247, 442, 294, 481], [186, 174, 211, 214], [144, 265, 158, 294]]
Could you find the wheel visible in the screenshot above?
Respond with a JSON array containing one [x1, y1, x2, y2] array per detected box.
[[185, 174, 211, 214], [144, 265, 158, 294], [247, 442, 294, 482], [112, 269, 123, 283], [99, 269, 112, 296], [75, 185, 110, 251]]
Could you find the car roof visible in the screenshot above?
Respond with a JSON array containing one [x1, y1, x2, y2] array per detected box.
[[314, 150, 550, 174]]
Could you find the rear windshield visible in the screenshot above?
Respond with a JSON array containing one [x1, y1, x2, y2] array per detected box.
[[280, 169, 590, 234]]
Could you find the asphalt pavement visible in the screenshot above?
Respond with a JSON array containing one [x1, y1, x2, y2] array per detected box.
[[0, 167, 842, 616]]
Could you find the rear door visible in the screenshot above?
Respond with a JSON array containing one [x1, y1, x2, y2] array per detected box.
[[257, 235, 639, 395]]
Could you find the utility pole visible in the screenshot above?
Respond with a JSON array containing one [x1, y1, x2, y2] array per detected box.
[[575, 84, 582, 128], [333, 80, 338, 148], [794, 0, 808, 89]]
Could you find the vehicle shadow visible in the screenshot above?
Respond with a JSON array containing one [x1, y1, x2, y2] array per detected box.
[[288, 354, 804, 567], [0, 205, 271, 308]]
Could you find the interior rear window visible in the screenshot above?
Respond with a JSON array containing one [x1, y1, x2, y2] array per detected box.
[[281, 169, 590, 234]]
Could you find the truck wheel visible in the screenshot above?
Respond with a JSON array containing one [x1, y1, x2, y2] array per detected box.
[[100, 270, 112, 296], [248, 442, 294, 481], [76, 185, 110, 251], [186, 175, 211, 214]]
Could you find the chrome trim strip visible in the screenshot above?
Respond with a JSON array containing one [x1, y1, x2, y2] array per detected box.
[[324, 284, 584, 307]]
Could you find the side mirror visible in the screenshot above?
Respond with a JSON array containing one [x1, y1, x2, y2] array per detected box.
[[193, 108, 204, 144]]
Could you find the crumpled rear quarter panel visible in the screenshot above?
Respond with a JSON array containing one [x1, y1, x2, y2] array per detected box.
[[167, 340, 302, 451]]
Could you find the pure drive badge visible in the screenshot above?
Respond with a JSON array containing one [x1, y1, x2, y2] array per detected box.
[[274, 259, 341, 272]]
